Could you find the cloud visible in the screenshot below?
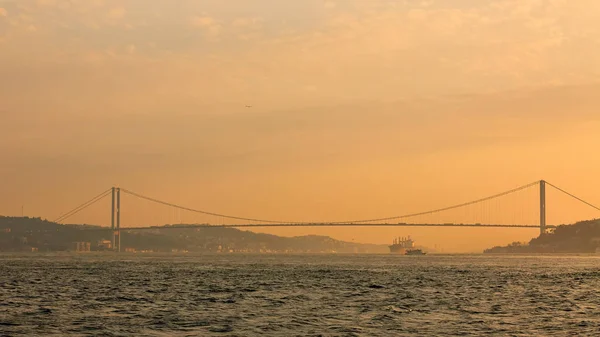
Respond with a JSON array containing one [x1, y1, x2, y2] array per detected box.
[[108, 7, 126, 20], [239, 0, 600, 97], [190, 15, 221, 39], [231, 17, 261, 28], [324, 1, 336, 10], [2, 0, 600, 104], [191, 16, 215, 27]]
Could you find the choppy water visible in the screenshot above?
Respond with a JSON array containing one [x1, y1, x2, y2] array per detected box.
[[2, 254, 600, 336]]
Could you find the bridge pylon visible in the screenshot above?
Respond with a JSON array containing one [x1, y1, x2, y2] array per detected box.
[[111, 188, 115, 249], [110, 187, 121, 252], [540, 180, 546, 235]]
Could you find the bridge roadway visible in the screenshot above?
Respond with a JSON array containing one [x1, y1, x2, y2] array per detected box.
[[76, 223, 555, 231]]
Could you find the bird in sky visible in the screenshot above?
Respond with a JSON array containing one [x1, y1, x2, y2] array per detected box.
[[245, 105, 252, 108]]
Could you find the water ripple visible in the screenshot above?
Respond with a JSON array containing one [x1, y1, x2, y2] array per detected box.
[[2, 254, 600, 335]]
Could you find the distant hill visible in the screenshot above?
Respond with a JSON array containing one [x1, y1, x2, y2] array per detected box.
[[0, 216, 388, 253], [484, 219, 600, 254]]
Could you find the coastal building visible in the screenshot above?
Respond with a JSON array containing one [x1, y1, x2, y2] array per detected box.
[[97, 239, 112, 250], [73, 242, 91, 252]]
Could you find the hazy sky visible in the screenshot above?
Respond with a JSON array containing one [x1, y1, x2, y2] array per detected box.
[[1, 0, 599, 252]]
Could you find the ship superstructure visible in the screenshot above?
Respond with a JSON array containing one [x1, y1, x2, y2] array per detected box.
[[389, 236, 415, 254]]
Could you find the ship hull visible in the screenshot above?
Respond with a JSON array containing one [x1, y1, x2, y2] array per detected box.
[[388, 245, 408, 254]]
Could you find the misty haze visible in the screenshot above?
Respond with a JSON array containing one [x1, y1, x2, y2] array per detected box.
[[1, 0, 600, 335]]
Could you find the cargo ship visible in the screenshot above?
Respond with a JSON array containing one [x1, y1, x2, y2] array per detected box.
[[389, 236, 415, 254]]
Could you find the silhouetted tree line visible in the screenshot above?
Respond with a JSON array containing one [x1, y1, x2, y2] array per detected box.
[[0, 216, 386, 253], [484, 219, 600, 253]]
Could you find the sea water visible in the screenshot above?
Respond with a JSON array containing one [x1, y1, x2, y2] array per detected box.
[[1, 254, 599, 336]]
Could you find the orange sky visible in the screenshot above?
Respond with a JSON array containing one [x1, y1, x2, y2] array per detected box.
[[1, 0, 599, 252]]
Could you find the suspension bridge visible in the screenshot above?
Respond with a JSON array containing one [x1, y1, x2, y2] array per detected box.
[[54, 180, 599, 252]]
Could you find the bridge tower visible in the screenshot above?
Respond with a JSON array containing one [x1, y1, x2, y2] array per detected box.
[[117, 188, 121, 252], [540, 180, 546, 235], [110, 187, 121, 252], [111, 187, 116, 249]]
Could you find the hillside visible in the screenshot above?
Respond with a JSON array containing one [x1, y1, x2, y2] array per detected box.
[[0, 216, 387, 253], [484, 219, 600, 254]]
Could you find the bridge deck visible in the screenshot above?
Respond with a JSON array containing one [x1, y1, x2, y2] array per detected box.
[[75, 223, 553, 231]]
